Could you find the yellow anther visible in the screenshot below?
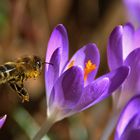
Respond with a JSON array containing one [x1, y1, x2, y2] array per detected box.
[[84, 60, 96, 81], [67, 60, 75, 69]]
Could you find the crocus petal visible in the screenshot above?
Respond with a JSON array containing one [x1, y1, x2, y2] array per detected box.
[[104, 66, 129, 94], [67, 43, 100, 85], [74, 77, 110, 112], [118, 48, 140, 108], [0, 115, 6, 128], [122, 23, 134, 59], [124, 129, 140, 140], [107, 24, 134, 70], [48, 66, 84, 120], [46, 24, 69, 73], [117, 114, 140, 140], [134, 28, 140, 48], [75, 66, 129, 112], [107, 26, 123, 70], [45, 48, 61, 101], [115, 95, 140, 140], [124, 0, 140, 23]]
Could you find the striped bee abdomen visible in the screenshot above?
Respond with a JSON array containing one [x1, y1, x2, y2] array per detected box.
[[0, 63, 17, 84]]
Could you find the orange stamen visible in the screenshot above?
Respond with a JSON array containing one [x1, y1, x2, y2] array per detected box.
[[67, 60, 75, 69], [84, 60, 96, 81]]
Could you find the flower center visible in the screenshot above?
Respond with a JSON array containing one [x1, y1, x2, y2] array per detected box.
[[84, 60, 96, 81], [67, 59, 96, 82]]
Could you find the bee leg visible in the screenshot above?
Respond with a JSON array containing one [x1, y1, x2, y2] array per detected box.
[[9, 83, 29, 102], [20, 73, 26, 82]]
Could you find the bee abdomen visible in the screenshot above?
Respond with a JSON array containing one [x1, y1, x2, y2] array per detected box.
[[0, 64, 16, 84]]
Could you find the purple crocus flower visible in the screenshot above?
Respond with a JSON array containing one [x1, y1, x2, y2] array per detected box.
[[107, 23, 140, 109], [115, 95, 140, 140], [45, 24, 129, 122], [0, 115, 6, 128], [124, 0, 140, 26]]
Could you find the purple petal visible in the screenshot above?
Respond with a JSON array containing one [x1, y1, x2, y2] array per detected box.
[[66, 43, 100, 85], [118, 48, 140, 107], [122, 23, 134, 59], [0, 115, 6, 128], [48, 66, 84, 111], [124, 129, 140, 140], [45, 48, 61, 101], [124, 0, 140, 23], [134, 28, 140, 48], [46, 24, 69, 73], [104, 66, 129, 94], [117, 114, 140, 140], [107, 26, 123, 70], [74, 77, 110, 112], [105, 65, 129, 109], [115, 95, 140, 140], [107, 23, 134, 70], [75, 66, 129, 112]]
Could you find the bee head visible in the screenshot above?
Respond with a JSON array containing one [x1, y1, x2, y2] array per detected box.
[[33, 56, 42, 71], [32, 56, 53, 72]]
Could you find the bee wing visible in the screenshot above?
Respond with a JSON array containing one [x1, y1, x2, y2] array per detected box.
[[4, 63, 17, 73]]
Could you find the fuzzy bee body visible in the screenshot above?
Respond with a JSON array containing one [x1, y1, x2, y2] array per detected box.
[[0, 56, 43, 102]]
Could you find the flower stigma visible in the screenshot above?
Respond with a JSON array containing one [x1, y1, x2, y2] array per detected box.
[[84, 60, 96, 81]]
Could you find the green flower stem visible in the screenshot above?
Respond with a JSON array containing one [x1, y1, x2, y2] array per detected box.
[[12, 106, 50, 140], [33, 117, 54, 140]]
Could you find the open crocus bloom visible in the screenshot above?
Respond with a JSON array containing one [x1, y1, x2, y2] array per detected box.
[[45, 24, 129, 122], [124, 0, 140, 25], [115, 95, 140, 140], [0, 115, 6, 128], [107, 23, 140, 109]]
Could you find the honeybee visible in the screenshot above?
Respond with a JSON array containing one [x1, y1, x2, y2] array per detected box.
[[0, 56, 49, 102]]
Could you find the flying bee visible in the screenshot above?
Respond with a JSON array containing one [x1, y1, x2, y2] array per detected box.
[[0, 56, 51, 102]]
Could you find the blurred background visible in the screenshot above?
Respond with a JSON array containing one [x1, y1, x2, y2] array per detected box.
[[0, 0, 129, 139]]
